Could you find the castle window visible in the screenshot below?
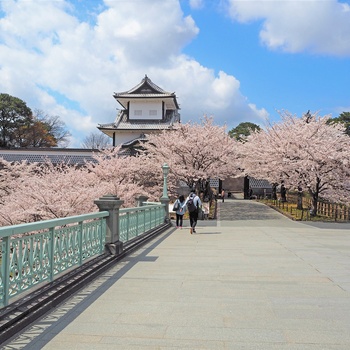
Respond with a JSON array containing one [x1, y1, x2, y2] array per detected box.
[[149, 110, 157, 116], [134, 110, 142, 116]]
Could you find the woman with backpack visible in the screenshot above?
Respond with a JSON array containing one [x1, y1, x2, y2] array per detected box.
[[173, 195, 186, 229], [180, 190, 202, 234]]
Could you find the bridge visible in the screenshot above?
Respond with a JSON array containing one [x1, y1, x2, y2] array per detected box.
[[1, 199, 350, 349]]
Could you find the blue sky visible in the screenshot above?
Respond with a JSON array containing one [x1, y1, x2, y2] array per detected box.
[[1, 0, 349, 147]]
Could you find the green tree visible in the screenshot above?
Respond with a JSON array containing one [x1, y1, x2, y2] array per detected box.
[[228, 122, 261, 141], [327, 112, 350, 136], [0, 94, 70, 148], [0, 93, 32, 148]]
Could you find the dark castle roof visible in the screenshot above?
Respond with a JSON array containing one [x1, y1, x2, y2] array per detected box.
[[113, 75, 180, 110], [113, 75, 180, 109]]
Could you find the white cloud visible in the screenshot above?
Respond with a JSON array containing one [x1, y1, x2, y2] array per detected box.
[[226, 0, 350, 56], [334, 105, 350, 116], [0, 0, 267, 147], [189, 0, 204, 9]]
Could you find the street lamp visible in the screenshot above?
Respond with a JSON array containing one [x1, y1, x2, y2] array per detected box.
[[161, 163, 170, 199]]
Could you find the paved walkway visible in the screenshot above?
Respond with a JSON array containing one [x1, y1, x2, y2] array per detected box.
[[3, 199, 350, 349]]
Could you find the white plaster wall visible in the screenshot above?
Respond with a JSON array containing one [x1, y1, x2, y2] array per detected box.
[[129, 101, 162, 120]]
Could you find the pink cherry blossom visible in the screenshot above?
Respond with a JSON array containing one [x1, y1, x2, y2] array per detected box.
[[240, 111, 350, 215]]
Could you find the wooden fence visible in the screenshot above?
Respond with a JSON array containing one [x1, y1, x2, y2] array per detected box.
[[264, 193, 350, 222]]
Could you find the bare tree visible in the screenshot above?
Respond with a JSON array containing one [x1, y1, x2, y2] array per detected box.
[[33, 109, 71, 147], [81, 131, 111, 149]]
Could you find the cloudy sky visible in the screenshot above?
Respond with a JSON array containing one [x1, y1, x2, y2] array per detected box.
[[1, 0, 349, 147]]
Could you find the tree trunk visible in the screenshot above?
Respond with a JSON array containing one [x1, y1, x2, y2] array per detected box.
[[297, 186, 303, 210], [311, 194, 318, 217], [297, 193, 303, 210], [309, 178, 320, 217], [272, 184, 277, 200]]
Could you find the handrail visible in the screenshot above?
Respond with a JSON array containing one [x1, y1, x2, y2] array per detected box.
[[0, 212, 109, 238], [1, 202, 168, 307], [0, 212, 109, 307], [119, 203, 166, 242]]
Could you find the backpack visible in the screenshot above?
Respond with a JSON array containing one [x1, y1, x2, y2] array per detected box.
[[187, 195, 197, 213], [172, 200, 180, 212]]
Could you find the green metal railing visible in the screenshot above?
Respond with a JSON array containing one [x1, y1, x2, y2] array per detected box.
[[0, 212, 108, 307], [0, 202, 167, 308], [119, 203, 165, 242]]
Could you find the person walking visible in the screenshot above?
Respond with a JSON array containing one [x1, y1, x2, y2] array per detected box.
[[221, 189, 225, 203], [181, 190, 202, 234], [174, 195, 186, 229], [248, 187, 253, 199], [280, 182, 287, 202]]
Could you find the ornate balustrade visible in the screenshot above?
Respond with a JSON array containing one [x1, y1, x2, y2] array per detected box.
[[0, 201, 168, 308], [119, 203, 165, 242], [0, 212, 108, 307]]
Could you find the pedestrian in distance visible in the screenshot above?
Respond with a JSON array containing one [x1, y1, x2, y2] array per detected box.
[[180, 190, 202, 234], [174, 195, 186, 229], [248, 187, 253, 199], [221, 189, 225, 203], [281, 182, 287, 202]]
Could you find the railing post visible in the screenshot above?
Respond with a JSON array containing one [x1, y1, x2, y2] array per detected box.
[[94, 194, 124, 255], [135, 196, 149, 235], [160, 163, 170, 223], [2, 236, 11, 306], [78, 221, 83, 266], [135, 195, 149, 234], [49, 227, 55, 282]]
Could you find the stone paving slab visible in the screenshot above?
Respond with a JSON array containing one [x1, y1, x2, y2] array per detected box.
[[2, 199, 350, 349]]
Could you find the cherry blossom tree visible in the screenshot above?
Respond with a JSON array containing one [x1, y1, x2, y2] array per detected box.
[[0, 145, 167, 226], [0, 149, 147, 226], [0, 162, 96, 225], [87, 147, 149, 202], [0, 159, 37, 204], [240, 111, 350, 215], [139, 117, 242, 197]]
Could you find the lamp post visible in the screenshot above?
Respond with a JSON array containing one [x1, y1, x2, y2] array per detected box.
[[160, 163, 170, 223], [161, 163, 170, 199]]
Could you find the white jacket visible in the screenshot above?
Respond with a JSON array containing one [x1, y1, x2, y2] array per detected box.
[[181, 193, 202, 210]]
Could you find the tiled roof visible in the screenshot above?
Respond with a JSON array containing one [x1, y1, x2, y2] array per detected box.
[[118, 112, 180, 130], [248, 177, 272, 189], [113, 75, 180, 110], [114, 75, 172, 96], [99, 110, 180, 131], [121, 134, 148, 147], [116, 93, 175, 98], [0, 149, 98, 165]]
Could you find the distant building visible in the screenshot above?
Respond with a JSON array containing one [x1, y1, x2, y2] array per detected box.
[[97, 75, 181, 155]]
